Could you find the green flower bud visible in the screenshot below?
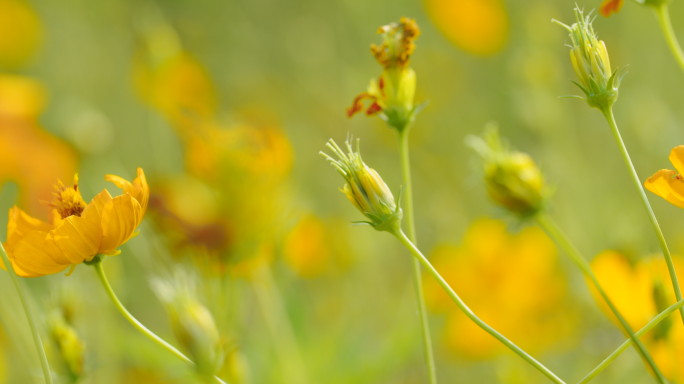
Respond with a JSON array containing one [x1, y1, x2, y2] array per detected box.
[[467, 127, 549, 217], [320, 138, 402, 232], [152, 272, 224, 379], [48, 312, 85, 381], [553, 7, 627, 110]]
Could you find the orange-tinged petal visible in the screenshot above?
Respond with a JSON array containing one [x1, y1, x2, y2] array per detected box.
[[645, 169, 684, 209], [11, 231, 70, 277], [669, 146, 684, 175], [99, 194, 142, 254], [104, 168, 148, 225], [5, 205, 52, 253], [51, 215, 101, 264], [600, 0, 624, 18]]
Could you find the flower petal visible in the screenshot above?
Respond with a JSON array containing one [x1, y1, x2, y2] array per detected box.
[[51, 215, 102, 264], [11, 231, 71, 277], [82, 189, 113, 224], [645, 169, 684, 209], [99, 193, 142, 254], [669, 146, 684, 175], [104, 168, 148, 225], [5, 206, 52, 254], [599, 0, 624, 18]]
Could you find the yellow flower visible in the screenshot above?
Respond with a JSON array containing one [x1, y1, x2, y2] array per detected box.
[[423, 219, 572, 358], [423, 0, 508, 56], [600, 0, 624, 17], [0, 0, 43, 69], [645, 145, 684, 209], [1, 168, 149, 277], [283, 214, 330, 278], [590, 251, 684, 382]]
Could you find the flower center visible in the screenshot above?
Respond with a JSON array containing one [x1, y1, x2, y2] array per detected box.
[[49, 174, 87, 219]]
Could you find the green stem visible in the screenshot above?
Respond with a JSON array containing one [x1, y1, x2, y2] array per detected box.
[[91, 259, 226, 384], [535, 213, 666, 383], [397, 129, 437, 384], [391, 229, 565, 384], [0, 243, 53, 384], [602, 107, 684, 327], [579, 298, 684, 384], [654, 4, 684, 75], [251, 263, 309, 384]]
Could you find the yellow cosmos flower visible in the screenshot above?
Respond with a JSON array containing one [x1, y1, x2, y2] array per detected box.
[[645, 145, 684, 209], [1, 168, 149, 277], [590, 251, 684, 382], [423, 219, 573, 358], [600, 0, 624, 17], [424, 0, 508, 56]]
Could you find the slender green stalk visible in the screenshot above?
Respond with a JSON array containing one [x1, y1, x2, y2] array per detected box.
[[252, 263, 309, 384], [654, 5, 684, 75], [580, 298, 684, 384], [602, 107, 684, 326], [391, 229, 565, 384], [91, 259, 226, 384], [535, 213, 666, 383], [0, 243, 53, 384], [397, 129, 437, 384]]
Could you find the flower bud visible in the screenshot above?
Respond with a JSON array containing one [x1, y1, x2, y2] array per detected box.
[[320, 138, 402, 232], [346, 18, 425, 131], [152, 271, 224, 379], [48, 312, 85, 381], [553, 7, 626, 110], [467, 127, 549, 217]]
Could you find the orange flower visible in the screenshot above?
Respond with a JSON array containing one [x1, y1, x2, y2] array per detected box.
[[645, 146, 684, 209], [600, 0, 624, 18], [1, 168, 149, 277]]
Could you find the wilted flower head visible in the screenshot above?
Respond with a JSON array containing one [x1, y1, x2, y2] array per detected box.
[[347, 18, 425, 131], [553, 7, 626, 110], [467, 127, 549, 217], [152, 270, 224, 378], [320, 138, 402, 232]]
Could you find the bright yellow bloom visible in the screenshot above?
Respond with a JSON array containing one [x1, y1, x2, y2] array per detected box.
[[590, 251, 684, 382], [1, 168, 149, 277], [0, 0, 43, 69], [424, 0, 508, 56], [645, 146, 684, 209], [423, 219, 573, 358], [283, 215, 330, 278]]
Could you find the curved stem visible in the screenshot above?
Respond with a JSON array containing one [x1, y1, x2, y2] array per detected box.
[[535, 213, 666, 383], [391, 229, 565, 384], [0, 243, 53, 384], [397, 129, 437, 384], [579, 298, 684, 384], [602, 107, 684, 327], [91, 260, 226, 384], [654, 5, 684, 75]]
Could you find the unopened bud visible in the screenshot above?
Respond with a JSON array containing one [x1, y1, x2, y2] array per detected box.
[[48, 313, 85, 381]]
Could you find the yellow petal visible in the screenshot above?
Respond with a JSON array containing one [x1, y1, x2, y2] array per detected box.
[[645, 169, 684, 209], [51, 215, 101, 264], [104, 168, 148, 225], [82, 189, 113, 224], [11, 231, 70, 277], [5, 205, 52, 253], [99, 194, 142, 254], [669, 146, 684, 175]]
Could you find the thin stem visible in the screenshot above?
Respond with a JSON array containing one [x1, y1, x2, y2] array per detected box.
[[535, 213, 666, 383], [0, 243, 53, 384], [391, 229, 566, 384], [579, 298, 684, 384], [397, 129, 437, 384], [654, 5, 684, 75], [602, 107, 684, 326], [251, 263, 309, 384], [91, 260, 226, 384]]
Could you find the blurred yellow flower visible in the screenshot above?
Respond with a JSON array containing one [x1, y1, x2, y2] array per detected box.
[[645, 145, 684, 209], [0, 75, 78, 219], [1, 168, 148, 277], [0, 0, 43, 69], [590, 251, 684, 382], [600, 0, 624, 17], [424, 0, 508, 55], [283, 215, 330, 278], [424, 219, 572, 358]]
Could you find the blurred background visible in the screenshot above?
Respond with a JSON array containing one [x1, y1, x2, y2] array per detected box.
[[1, 0, 684, 383]]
